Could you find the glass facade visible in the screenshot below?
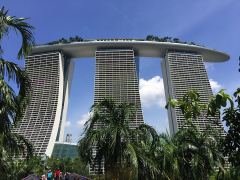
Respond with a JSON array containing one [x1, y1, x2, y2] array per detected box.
[[52, 142, 78, 158]]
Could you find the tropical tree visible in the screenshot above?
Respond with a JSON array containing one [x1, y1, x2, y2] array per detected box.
[[5, 156, 43, 179], [78, 90, 238, 179], [167, 90, 226, 179], [148, 133, 180, 180], [78, 99, 159, 179], [220, 88, 240, 177], [130, 124, 160, 179], [0, 6, 35, 175], [46, 157, 89, 176], [166, 90, 207, 122], [174, 123, 225, 179]]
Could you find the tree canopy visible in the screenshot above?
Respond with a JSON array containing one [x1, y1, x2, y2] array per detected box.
[[0, 6, 34, 175]]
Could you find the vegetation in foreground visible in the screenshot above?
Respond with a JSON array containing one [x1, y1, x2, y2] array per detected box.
[[79, 89, 240, 180], [4, 156, 89, 179], [0, 6, 35, 176], [0, 5, 239, 180]]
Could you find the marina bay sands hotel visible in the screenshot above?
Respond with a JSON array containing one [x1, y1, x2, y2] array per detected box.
[[13, 39, 229, 157]]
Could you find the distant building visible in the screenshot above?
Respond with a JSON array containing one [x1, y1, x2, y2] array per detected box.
[[12, 39, 229, 158], [65, 133, 73, 143], [52, 134, 77, 159], [52, 142, 78, 159]]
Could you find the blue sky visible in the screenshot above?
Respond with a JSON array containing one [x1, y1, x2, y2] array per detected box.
[[2, 0, 240, 142]]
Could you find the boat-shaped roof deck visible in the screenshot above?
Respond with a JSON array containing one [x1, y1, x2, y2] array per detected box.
[[30, 40, 229, 62]]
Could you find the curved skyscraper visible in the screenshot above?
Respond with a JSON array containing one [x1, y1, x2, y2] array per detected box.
[[12, 52, 73, 156], [12, 39, 229, 157]]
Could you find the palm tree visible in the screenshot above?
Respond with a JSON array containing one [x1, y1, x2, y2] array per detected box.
[[167, 90, 226, 179], [153, 133, 180, 180], [172, 123, 225, 179], [134, 123, 224, 180], [78, 99, 159, 179], [0, 6, 35, 174], [130, 124, 161, 179], [0, 7, 35, 58]]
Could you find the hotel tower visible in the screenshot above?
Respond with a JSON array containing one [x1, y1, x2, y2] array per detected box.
[[12, 39, 229, 158], [162, 52, 224, 135], [94, 49, 143, 128]]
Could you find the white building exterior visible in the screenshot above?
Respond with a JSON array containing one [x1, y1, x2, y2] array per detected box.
[[13, 40, 229, 157], [162, 52, 224, 135]]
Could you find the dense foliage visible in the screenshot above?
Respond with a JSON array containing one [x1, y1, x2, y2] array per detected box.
[[47, 35, 83, 45], [79, 89, 240, 179], [0, 6, 34, 176], [3, 156, 89, 179], [146, 35, 202, 46], [221, 88, 240, 177], [78, 99, 158, 179], [46, 157, 89, 176]]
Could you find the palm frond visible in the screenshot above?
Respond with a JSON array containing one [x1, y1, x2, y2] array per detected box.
[[0, 6, 35, 58], [0, 58, 30, 126]]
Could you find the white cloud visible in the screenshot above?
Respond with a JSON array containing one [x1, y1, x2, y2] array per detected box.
[[139, 76, 165, 108], [204, 63, 215, 71], [209, 79, 222, 92], [65, 121, 71, 128], [77, 113, 90, 128]]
